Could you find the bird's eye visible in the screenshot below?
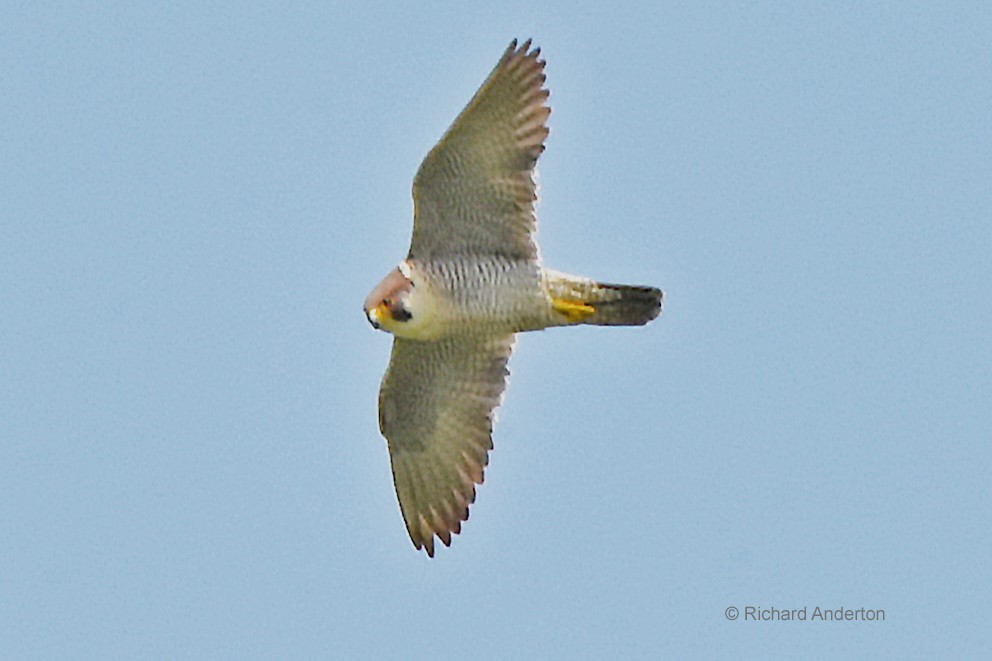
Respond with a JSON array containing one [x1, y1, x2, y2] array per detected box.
[[383, 297, 392, 306]]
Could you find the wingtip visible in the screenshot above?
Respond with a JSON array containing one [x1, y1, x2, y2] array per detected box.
[[508, 37, 541, 57]]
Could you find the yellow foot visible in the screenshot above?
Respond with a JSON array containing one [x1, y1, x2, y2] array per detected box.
[[551, 297, 596, 323]]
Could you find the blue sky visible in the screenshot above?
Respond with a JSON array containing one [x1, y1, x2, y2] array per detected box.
[[2, 2, 989, 659]]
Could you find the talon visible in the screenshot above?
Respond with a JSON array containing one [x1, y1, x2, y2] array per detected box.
[[551, 297, 595, 323]]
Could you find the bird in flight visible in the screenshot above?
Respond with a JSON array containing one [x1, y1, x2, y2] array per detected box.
[[364, 39, 663, 556]]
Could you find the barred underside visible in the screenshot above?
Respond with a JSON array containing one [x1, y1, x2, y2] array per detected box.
[[415, 256, 551, 334]]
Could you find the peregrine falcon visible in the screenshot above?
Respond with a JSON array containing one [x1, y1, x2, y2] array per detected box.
[[364, 39, 663, 556]]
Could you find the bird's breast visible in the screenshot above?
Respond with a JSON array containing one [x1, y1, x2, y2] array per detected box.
[[404, 257, 546, 337]]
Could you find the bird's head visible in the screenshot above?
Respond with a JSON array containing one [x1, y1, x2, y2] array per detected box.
[[364, 266, 416, 335]]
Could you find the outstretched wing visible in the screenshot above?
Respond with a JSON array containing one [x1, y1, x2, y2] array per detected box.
[[409, 39, 550, 261], [378, 334, 514, 557]]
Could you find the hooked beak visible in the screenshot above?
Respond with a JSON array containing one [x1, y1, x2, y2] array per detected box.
[[365, 304, 385, 330]]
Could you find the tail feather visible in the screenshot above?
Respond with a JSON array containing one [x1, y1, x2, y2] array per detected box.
[[584, 282, 663, 326], [546, 271, 663, 327]]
